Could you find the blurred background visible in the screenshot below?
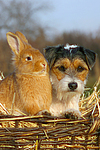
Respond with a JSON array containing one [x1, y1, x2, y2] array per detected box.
[[0, 0, 100, 87]]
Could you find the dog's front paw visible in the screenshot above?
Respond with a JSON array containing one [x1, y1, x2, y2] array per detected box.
[[37, 110, 51, 116], [64, 109, 81, 119]]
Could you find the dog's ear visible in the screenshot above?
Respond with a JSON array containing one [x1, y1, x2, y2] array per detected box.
[[44, 45, 64, 68], [84, 48, 97, 70]]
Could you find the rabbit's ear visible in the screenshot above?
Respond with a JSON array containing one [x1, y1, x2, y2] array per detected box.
[[6, 32, 24, 55], [15, 31, 28, 43]]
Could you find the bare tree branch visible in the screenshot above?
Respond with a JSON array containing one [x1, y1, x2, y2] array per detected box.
[[0, 0, 52, 39]]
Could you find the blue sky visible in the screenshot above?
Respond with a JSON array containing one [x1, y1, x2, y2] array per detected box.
[[39, 0, 100, 35]]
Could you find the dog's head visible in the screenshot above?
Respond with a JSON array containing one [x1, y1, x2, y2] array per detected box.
[[44, 44, 97, 99]]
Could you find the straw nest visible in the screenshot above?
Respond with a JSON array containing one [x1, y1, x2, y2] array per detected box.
[[0, 72, 100, 150]]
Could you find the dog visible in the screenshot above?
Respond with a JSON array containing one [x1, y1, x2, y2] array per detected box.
[[44, 44, 97, 118]]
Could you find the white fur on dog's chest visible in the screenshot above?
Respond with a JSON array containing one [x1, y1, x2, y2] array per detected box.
[[50, 93, 80, 116]]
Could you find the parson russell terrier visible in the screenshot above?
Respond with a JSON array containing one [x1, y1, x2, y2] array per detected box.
[[44, 44, 97, 118]]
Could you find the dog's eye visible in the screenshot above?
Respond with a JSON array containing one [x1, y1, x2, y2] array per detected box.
[[58, 66, 66, 72], [26, 56, 32, 61], [77, 66, 85, 72]]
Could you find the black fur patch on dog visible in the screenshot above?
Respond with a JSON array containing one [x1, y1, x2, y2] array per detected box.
[[44, 45, 97, 70]]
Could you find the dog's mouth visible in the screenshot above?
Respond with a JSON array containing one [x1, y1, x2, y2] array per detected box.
[[68, 89, 77, 92]]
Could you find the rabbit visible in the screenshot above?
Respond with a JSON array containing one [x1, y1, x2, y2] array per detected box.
[[0, 31, 52, 115]]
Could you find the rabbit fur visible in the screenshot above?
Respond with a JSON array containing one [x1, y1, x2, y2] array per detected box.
[[0, 31, 52, 115]]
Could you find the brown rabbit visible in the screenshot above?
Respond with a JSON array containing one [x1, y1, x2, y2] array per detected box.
[[0, 31, 52, 115]]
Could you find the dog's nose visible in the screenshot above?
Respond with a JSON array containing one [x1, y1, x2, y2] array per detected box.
[[68, 82, 78, 91]]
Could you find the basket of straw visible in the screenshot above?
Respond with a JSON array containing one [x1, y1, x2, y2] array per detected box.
[[0, 76, 100, 150]]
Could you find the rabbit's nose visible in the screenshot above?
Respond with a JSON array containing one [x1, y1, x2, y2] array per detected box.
[[40, 63, 46, 68], [42, 64, 46, 67]]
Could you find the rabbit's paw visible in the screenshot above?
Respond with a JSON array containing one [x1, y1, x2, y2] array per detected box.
[[64, 109, 81, 119], [37, 110, 51, 116]]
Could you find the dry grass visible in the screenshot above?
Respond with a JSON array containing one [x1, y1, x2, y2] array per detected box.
[[0, 75, 100, 149]]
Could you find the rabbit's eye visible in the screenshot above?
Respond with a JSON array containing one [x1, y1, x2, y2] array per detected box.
[[26, 56, 32, 61]]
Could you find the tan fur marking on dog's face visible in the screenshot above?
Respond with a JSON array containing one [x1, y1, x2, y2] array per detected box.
[[51, 58, 70, 80], [51, 58, 89, 81], [73, 58, 89, 81]]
